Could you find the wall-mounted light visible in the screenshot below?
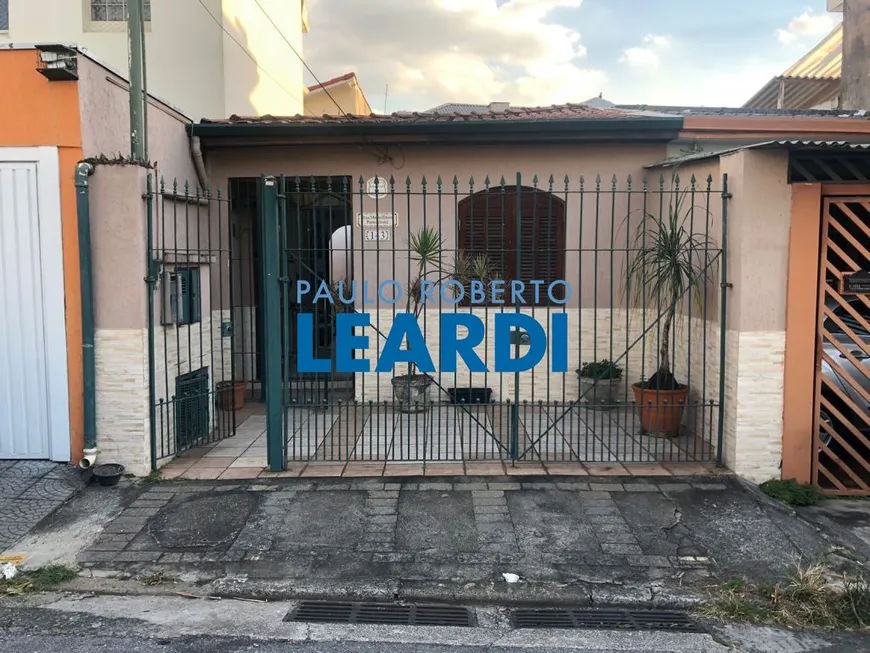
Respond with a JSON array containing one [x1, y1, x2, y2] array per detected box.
[[35, 44, 78, 81]]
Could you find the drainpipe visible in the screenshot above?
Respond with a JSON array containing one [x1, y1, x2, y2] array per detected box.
[[190, 135, 208, 193], [75, 162, 98, 469]]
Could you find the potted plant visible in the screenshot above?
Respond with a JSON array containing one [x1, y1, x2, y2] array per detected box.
[[391, 227, 442, 412], [216, 380, 246, 411], [577, 359, 623, 410], [448, 251, 496, 405], [391, 229, 492, 411], [624, 186, 716, 435]]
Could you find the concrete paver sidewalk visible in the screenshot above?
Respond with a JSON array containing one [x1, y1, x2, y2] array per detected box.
[[59, 474, 839, 607], [0, 461, 86, 552]]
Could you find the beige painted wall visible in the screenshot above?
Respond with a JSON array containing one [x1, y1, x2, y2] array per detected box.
[[77, 55, 197, 184], [718, 150, 791, 482], [1, 0, 304, 119], [207, 142, 685, 311], [205, 142, 724, 449]]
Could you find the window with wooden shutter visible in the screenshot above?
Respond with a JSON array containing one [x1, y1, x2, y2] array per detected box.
[[164, 267, 202, 326], [458, 187, 565, 306]]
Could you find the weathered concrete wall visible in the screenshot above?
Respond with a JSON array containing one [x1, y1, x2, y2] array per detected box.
[[842, 0, 870, 110], [77, 55, 197, 185]]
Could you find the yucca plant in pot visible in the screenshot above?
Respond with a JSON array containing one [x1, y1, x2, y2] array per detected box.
[[392, 228, 494, 411], [577, 359, 623, 410], [390, 227, 448, 412], [625, 187, 716, 435]]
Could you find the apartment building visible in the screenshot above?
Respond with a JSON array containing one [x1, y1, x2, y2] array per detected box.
[[0, 0, 309, 119]]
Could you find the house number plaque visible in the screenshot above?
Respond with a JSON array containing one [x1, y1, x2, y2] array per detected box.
[[842, 270, 870, 295]]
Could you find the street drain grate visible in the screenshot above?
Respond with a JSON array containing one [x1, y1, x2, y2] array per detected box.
[[285, 601, 475, 627], [509, 608, 702, 633]]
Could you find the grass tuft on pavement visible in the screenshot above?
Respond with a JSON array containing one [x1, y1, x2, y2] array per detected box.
[[759, 479, 827, 506], [0, 565, 79, 596], [699, 560, 870, 630]]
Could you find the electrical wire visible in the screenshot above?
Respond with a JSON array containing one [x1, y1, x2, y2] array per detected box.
[[195, 0, 308, 113], [250, 0, 349, 117]]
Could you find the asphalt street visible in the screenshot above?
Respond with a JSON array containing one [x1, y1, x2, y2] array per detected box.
[[3, 594, 870, 653]]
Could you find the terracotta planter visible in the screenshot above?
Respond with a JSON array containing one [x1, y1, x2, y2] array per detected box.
[[216, 380, 246, 411], [631, 383, 689, 435]]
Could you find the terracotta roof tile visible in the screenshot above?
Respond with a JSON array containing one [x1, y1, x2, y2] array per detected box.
[[200, 103, 643, 125]]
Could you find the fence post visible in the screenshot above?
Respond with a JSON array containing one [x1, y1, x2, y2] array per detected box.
[[510, 172, 522, 460], [717, 173, 731, 467], [261, 176, 285, 471], [145, 173, 158, 472]]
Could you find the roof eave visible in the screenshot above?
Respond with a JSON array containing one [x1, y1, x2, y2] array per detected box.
[[188, 116, 684, 144]]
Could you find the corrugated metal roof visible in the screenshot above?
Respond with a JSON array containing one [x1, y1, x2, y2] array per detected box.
[[646, 140, 870, 168], [743, 23, 842, 110], [783, 23, 842, 79], [617, 104, 865, 118], [426, 103, 492, 115]]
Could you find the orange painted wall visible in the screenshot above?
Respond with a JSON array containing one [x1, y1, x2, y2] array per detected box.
[[0, 50, 85, 463]]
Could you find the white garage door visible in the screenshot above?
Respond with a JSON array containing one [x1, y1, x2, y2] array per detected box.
[[0, 147, 69, 461]]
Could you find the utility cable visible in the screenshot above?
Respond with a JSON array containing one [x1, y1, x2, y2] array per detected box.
[[250, 0, 350, 117], [195, 0, 308, 113]]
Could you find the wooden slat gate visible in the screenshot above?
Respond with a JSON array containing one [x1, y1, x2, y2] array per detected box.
[[813, 197, 870, 494]]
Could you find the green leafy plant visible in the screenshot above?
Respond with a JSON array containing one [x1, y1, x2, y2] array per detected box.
[[578, 359, 623, 380], [1, 565, 79, 596], [759, 479, 827, 506], [400, 227, 492, 379], [624, 184, 717, 390]]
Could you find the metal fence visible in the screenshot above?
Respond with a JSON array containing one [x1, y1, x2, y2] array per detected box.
[[255, 172, 729, 471], [145, 177, 239, 464]]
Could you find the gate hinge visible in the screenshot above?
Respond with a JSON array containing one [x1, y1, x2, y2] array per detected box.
[[722, 192, 733, 199], [720, 282, 733, 289]]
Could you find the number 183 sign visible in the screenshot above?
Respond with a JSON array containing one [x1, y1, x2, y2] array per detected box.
[[364, 229, 391, 241]]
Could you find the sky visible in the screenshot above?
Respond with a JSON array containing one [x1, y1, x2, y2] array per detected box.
[[302, 0, 841, 113]]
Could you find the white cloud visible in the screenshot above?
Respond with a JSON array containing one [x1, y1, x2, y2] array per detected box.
[[619, 34, 671, 70], [776, 10, 837, 45], [304, 0, 605, 111]]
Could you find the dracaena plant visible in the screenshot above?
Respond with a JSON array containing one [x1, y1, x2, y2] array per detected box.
[[401, 227, 493, 378], [624, 184, 717, 390]]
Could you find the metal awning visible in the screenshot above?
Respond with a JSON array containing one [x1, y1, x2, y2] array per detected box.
[[646, 140, 870, 169]]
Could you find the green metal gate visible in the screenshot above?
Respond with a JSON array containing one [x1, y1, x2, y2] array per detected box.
[[257, 172, 729, 472], [145, 176, 239, 468]]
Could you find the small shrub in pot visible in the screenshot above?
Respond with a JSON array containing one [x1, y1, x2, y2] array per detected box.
[[577, 359, 623, 410]]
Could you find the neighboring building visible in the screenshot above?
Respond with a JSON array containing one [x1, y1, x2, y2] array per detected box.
[[743, 23, 842, 110], [0, 0, 309, 119], [305, 72, 372, 116], [0, 45, 197, 467]]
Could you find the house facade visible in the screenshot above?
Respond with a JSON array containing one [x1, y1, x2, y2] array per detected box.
[[3, 65, 870, 495], [0, 0, 309, 119]]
